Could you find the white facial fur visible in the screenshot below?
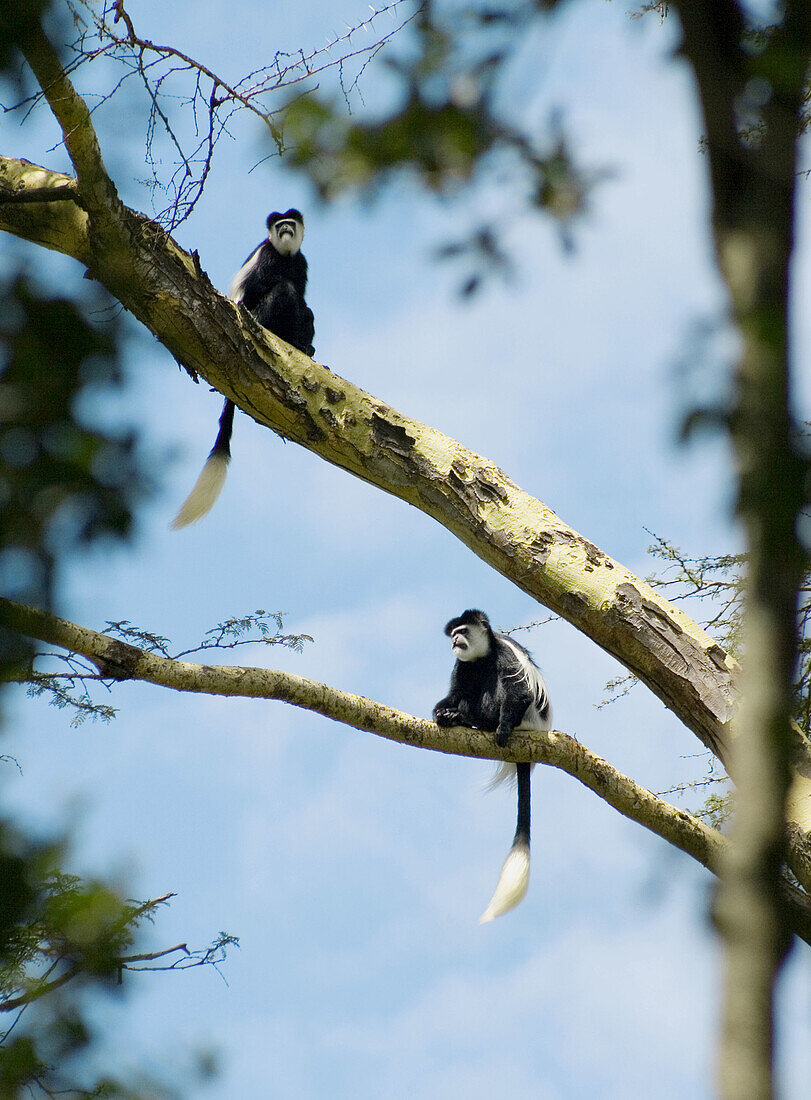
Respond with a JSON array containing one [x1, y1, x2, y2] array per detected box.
[[268, 217, 304, 256], [451, 623, 490, 662]]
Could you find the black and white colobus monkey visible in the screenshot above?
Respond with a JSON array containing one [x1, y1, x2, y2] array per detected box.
[[172, 209, 315, 528], [433, 609, 551, 923]]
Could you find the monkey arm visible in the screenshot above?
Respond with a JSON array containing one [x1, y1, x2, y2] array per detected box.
[[432, 680, 465, 726], [301, 306, 315, 356], [433, 663, 482, 727], [432, 662, 479, 727]]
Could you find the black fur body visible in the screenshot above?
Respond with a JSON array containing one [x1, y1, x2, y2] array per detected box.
[[219, 209, 315, 455], [235, 237, 314, 356], [433, 609, 551, 922]]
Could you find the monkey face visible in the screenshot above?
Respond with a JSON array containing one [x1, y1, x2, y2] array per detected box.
[[450, 622, 490, 662], [267, 209, 305, 255]]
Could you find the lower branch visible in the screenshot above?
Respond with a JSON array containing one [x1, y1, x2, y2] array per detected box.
[[3, 597, 809, 945]]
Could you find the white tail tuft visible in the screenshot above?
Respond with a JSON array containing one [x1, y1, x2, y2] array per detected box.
[[486, 761, 518, 791], [479, 840, 530, 923], [171, 453, 230, 529]]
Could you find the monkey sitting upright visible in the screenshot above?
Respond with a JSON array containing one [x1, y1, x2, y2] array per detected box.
[[433, 609, 551, 922], [172, 208, 314, 528]]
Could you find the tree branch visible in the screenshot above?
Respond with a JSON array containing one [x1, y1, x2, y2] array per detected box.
[[0, 962, 81, 1013], [118, 944, 189, 965], [0, 933, 234, 1012], [0, 159, 90, 262], [13, 14, 118, 213], [2, 596, 809, 946], [0, 184, 80, 204], [59, 0, 419, 224]]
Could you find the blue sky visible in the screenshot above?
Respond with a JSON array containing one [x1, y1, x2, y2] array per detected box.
[[2, 1, 810, 1096]]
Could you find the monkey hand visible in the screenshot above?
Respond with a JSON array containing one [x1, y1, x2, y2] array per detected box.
[[433, 705, 463, 727], [495, 726, 512, 748]]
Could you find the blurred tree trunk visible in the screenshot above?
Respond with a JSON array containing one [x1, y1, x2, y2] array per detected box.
[[671, 4, 811, 1096]]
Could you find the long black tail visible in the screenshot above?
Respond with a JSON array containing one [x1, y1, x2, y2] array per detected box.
[[515, 761, 531, 847], [479, 762, 532, 923], [171, 399, 235, 529], [212, 398, 235, 458]]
